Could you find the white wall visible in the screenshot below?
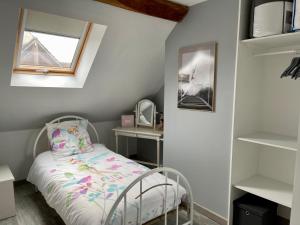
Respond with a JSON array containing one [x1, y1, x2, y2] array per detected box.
[[0, 0, 175, 131], [164, 0, 239, 218], [0, 121, 120, 181], [154, 85, 165, 113]]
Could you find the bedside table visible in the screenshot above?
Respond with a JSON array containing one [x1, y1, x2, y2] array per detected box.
[[0, 165, 15, 220]]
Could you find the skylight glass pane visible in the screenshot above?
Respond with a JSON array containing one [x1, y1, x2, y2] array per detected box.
[[20, 31, 79, 68]]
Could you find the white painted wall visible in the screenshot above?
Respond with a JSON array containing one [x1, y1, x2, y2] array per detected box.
[[291, 121, 300, 224], [0, 0, 175, 131], [0, 121, 120, 181], [164, 0, 239, 218]]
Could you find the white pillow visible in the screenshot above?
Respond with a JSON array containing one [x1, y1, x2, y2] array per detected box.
[[46, 120, 94, 157]]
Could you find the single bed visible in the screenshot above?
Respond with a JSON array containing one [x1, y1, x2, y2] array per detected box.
[[27, 115, 193, 225]]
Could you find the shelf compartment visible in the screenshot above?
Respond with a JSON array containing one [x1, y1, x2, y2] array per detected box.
[[241, 32, 300, 50], [234, 175, 293, 208], [237, 132, 298, 152]]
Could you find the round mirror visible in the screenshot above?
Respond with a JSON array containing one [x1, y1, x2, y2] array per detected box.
[[136, 99, 156, 128]]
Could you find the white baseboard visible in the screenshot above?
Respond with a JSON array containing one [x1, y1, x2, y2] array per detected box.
[[194, 203, 227, 225]]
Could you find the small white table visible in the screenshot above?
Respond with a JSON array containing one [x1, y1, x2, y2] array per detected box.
[[0, 165, 15, 220], [113, 127, 163, 167]]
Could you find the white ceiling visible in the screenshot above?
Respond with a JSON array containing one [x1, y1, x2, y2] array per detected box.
[[172, 0, 207, 6]]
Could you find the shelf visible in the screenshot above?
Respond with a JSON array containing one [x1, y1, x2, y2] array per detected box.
[[234, 175, 293, 208], [237, 132, 298, 152], [241, 32, 300, 50]]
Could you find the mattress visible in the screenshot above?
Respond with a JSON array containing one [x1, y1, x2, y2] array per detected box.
[[27, 144, 186, 225]]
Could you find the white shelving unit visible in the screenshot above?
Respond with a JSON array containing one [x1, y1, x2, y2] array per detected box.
[[241, 29, 300, 57], [241, 32, 300, 50], [228, 0, 300, 224], [238, 132, 298, 152], [234, 175, 293, 208]]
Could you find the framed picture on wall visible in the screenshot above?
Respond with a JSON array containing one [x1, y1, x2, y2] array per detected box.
[[178, 42, 217, 111]]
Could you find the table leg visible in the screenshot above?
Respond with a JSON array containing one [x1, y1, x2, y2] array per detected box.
[[115, 134, 119, 154], [157, 138, 160, 167], [126, 137, 129, 158]]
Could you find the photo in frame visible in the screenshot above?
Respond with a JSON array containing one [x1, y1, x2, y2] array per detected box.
[[121, 115, 135, 128], [178, 42, 217, 111]]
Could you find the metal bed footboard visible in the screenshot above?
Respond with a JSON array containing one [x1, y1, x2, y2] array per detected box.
[[105, 167, 194, 225]]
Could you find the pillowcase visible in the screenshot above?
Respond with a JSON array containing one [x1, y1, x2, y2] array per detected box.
[[46, 120, 94, 157]]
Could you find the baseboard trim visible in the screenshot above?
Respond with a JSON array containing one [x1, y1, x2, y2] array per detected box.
[[194, 203, 227, 225]]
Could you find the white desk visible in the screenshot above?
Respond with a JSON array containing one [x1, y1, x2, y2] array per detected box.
[[0, 165, 15, 220], [112, 127, 163, 167]]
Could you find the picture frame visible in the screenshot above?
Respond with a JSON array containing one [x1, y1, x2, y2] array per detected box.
[[121, 115, 135, 128], [178, 42, 217, 111]]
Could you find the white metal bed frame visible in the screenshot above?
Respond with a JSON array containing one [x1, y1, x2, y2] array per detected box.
[[32, 115, 194, 225]]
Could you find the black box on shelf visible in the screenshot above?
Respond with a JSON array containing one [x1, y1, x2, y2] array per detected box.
[[233, 194, 278, 225]]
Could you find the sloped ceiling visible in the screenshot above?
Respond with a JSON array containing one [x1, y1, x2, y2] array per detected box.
[[0, 0, 176, 131]]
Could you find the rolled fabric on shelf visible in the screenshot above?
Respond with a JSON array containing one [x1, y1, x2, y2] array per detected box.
[[250, 0, 293, 38]]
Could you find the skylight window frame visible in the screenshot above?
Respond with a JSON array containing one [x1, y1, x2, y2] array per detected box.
[[13, 9, 92, 76]]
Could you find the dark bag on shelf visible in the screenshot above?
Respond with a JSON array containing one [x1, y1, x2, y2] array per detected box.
[[233, 194, 278, 225], [250, 0, 293, 38]]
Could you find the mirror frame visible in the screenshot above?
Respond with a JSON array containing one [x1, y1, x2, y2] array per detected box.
[[136, 99, 156, 128]]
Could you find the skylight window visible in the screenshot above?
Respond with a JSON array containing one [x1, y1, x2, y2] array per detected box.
[[20, 31, 79, 68], [13, 9, 91, 75]]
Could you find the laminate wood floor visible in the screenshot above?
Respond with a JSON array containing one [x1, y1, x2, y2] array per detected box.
[[0, 182, 219, 225]]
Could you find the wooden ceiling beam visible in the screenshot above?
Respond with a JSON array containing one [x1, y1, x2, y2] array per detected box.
[[95, 0, 189, 22]]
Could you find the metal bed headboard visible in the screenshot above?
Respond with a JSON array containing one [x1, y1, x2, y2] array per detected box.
[[33, 115, 100, 159]]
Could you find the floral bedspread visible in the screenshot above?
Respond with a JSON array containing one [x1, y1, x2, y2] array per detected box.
[[27, 144, 186, 225]]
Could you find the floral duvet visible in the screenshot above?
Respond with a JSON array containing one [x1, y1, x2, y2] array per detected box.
[[27, 144, 186, 225]]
